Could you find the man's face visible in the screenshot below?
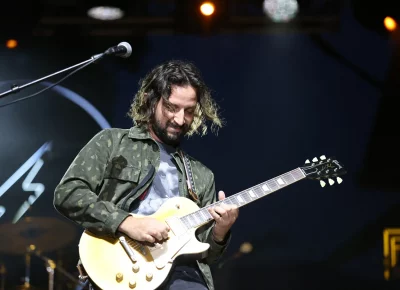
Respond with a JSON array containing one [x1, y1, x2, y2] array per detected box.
[[150, 85, 197, 146]]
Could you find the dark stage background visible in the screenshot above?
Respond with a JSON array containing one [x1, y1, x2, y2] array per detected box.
[[1, 0, 400, 289]]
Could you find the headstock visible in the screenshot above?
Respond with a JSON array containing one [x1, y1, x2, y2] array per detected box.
[[300, 155, 346, 187]]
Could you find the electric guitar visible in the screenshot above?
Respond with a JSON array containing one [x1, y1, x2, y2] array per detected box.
[[79, 155, 346, 290]]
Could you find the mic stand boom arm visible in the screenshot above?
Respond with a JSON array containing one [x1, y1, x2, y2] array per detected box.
[[0, 53, 103, 99]]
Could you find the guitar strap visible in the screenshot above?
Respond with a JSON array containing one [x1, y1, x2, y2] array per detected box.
[[178, 150, 199, 203]]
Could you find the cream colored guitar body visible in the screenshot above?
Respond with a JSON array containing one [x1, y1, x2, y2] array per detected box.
[[79, 197, 210, 290]]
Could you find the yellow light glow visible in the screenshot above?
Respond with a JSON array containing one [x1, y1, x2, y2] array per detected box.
[[6, 39, 18, 49], [200, 2, 215, 16], [384, 16, 397, 32], [239, 242, 253, 254]]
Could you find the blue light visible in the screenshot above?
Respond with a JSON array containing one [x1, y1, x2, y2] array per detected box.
[[0, 80, 111, 222]]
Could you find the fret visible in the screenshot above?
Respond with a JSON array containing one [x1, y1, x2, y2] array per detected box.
[[203, 209, 213, 219], [179, 216, 189, 230], [188, 214, 195, 226], [198, 209, 208, 221], [188, 214, 196, 227], [276, 177, 285, 186], [254, 186, 264, 197], [267, 180, 279, 191], [193, 212, 201, 225], [197, 211, 206, 224], [248, 189, 257, 199], [182, 216, 191, 228], [236, 195, 245, 204], [223, 198, 231, 206], [223, 198, 234, 205], [241, 191, 252, 203], [282, 173, 295, 184], [202, 208, 215, 221], [185, 214, 196, 228], [183, 220, 190, 230], [291, 168, 305, 180], [290, 170, 300, 181], [261, 183, 270, 193], [181, 216, 190, 229], [230, 197, 240, 206], [192, 213, 201, 226]]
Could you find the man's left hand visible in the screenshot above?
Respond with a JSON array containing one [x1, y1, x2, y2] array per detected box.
[[208, 190, 239, 243]]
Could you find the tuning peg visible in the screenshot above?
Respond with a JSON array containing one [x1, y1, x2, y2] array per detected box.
[[320, 180, 326, 187], [328, 178, 335, 186], [305, 159, 310, 164], [312, 157, 318, 162], [336, 177, 343, 184], [320, 155, 326, 160]]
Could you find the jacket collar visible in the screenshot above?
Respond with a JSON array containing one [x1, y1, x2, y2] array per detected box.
[[128, 126, 183, 154], [128, 126, 152, 140]]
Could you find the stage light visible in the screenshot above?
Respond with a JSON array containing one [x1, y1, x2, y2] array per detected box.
[[87, 6, 124, 21], [263, 0, 299, 23], [239, 242, 253, 254], [6, 39, 18, 49], [384, 16, 397, 32], [200, 2, 215, 17]]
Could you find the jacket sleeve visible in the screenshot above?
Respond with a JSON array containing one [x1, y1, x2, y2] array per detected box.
[[53, 129, 130, 238], [197, 172, 231, 264]]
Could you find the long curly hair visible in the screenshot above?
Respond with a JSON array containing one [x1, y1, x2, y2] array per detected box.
[[128, 60, 224, 136]]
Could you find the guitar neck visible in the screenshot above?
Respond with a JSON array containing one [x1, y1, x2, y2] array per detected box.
[[179, 167, 306, 229]]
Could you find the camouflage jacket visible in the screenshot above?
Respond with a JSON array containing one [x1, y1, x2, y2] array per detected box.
[[53, 126, 231, 290]]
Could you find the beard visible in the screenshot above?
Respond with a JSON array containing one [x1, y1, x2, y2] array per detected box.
[[151, 117, 189, 147]]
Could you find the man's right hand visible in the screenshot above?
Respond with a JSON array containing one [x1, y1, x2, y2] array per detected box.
[[118, 215, 170, 243]]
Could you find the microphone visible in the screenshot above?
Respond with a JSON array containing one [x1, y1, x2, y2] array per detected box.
[[104, 42, 132, 58]]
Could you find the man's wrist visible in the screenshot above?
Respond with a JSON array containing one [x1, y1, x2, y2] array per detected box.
[[118, 215, 134, 234], [212, 228, 227, 244]]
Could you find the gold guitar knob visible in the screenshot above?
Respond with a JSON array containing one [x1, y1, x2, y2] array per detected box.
[[146, 272, 153, 281], [116, 273, 123, 283], [132, 264, 140, 273], [129, 280, 137, 289]]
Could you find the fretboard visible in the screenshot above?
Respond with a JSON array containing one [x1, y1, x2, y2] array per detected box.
[[179, 167, 306, 230]]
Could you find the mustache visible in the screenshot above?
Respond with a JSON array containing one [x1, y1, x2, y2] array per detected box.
[[168, 122, 187, 130]]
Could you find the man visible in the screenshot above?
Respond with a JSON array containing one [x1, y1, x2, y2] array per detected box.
[[54, 60, 239, 290]]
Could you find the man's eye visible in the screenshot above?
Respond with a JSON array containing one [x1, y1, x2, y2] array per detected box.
[[165, 105, 176, 112]]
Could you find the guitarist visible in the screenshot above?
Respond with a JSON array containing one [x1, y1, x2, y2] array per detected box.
[[54, 60, 239, 290]]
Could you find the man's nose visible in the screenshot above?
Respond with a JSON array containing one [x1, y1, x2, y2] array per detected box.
[[174, 109, 185, 126]]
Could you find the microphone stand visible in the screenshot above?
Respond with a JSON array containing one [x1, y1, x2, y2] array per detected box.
[[31, 249, 83, 290], [0, 53, 104, 99], [0, 263, 5, 290], [19, 246, 84, 290]]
